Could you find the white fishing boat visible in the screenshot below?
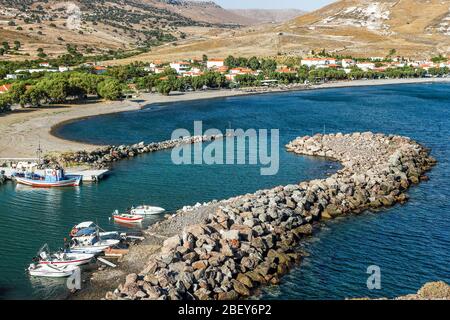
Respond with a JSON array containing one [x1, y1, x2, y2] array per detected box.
[[70, 237, 120, 255], [35, 244, 94, 267], [130, 205, 165, 215], [69, 221, 119, 240], [113, 213, 143, 224], [28, 263, 78, 278]]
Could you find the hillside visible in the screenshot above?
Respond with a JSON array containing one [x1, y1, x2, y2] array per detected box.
[[229, 9, 306, 24], [0, 0, 247, 60], [111, 0, 450, 63]]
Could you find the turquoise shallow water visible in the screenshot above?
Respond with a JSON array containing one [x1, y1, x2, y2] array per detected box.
[[2, 83, 450, 299]]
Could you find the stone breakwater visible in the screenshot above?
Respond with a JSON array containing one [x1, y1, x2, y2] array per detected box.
[[104, 132, 436, 300], [43, 135, 227, 168]]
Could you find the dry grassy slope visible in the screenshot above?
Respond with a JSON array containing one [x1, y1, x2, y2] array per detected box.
[[110, 0, 450, 64], [229, 9, 306, 24], [0, 0, 250, 60], [148, 0, 255, 25]]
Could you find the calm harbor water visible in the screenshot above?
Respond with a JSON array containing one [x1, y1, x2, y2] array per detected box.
[[1, 83, 450, 299]]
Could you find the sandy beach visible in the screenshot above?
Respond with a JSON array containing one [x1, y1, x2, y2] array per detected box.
[[0, 77, 449, 159]]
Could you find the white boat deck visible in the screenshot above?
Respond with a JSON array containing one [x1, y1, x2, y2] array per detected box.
[[0, 168, 109, 183]]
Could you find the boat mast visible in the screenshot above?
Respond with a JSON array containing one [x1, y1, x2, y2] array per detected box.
[[36, 138, 43, 165]]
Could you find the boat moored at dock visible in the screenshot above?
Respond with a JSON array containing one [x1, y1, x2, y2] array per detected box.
[[130, 205, 165, 215], [34, 244, 95, 267], [14, 168, 81, 188], [28, 264, 78, 278], [112, 211, 144, 224]]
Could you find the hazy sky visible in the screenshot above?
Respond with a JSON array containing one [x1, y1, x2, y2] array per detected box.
[[215, 0, 336, 11]]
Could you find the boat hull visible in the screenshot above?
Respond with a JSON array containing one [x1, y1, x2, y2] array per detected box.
[[15, 176, 81, 188], [113, 215, 143, 223], [131, 206, 165, 215], [28, 265, 77, 278], [39, 254, 94, 267]]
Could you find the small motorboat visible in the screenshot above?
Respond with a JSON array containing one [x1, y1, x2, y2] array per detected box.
[[69, 237, 120, 255], [69, 221, 120, 240], [28, 263, 78, 278], [130, 205, 165, 216], [35, 244, 94, 267], [14, 168, 81, 188], [113, 212, 143, 224]]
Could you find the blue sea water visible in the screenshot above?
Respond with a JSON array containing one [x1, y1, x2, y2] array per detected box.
[[1, 83, 449, 299]]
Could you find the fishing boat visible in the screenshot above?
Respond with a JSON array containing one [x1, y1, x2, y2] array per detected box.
[[34, 244, 94, 267], [113, 213, 143, 224], [28, 263, 78, 278], [14, 168, 81, 188], [69, 236, 121, 255], [130, 205, 165, 216], [69, 221, 120, 240]]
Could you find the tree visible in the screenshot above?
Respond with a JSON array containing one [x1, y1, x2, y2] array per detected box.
[[248, 56, 260, 71], [0, 48, 4, 56], [14, 41, 21, 51], [97, 79, 122, 100], [0, 94, 12, 113], [388, 48, 397, 57], [202, 54, 208, 63], [156, 81, 172, 96], [224, 55, 237, 68], [260, 59, 277, 73], [2, 42, 10, 51]]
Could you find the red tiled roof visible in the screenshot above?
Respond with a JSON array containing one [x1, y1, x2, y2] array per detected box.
[[0, 84, 12, 93]]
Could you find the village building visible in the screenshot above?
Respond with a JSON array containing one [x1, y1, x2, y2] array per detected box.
[[300, 57, 337, 68], [170, 61, 191, 74], [355, 62, 376, 71], [0, 84, 12, 94], [92, 66, 107, 75], [341, 59, 355, 68], [207, 59, 224, 69]]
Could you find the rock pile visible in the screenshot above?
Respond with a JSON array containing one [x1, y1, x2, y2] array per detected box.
[[105, 132, 436, 300], [43, 135, 226, 169]]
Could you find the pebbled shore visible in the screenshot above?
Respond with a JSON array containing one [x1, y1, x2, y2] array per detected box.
[[99, 132, 436, 300]]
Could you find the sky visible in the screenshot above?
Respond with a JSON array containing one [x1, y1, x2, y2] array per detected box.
[[214, 0, 336, 11]]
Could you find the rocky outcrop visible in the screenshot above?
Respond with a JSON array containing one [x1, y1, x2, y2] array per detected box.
[[43, 134, 227, 169], [395, 282, 450, 300], [104, 132, 436, 300], [357, 281, 450, 300]]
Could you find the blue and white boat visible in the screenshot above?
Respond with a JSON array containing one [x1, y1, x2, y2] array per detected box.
[[14, 169, 81, 188]]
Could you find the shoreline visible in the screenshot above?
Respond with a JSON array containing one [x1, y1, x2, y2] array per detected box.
[[1, 77, 449, 159]]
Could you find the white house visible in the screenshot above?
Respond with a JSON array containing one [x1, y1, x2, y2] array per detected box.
[[356, 63, 376, 71], [341, 59, 355, 68], [5, 74, 19, 80], [170, 61, 191, 74], [301, 58, 337, 68], [207, 59, 224, 69], [15, 68, 58, 74], [39, 62, 51, 68]]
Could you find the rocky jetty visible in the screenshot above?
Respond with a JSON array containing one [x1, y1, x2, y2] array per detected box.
[[43, 134, 227, 169], [394, 281, 450, 300], [104, 132, 436, 300], [355, 281, 450, 300]]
